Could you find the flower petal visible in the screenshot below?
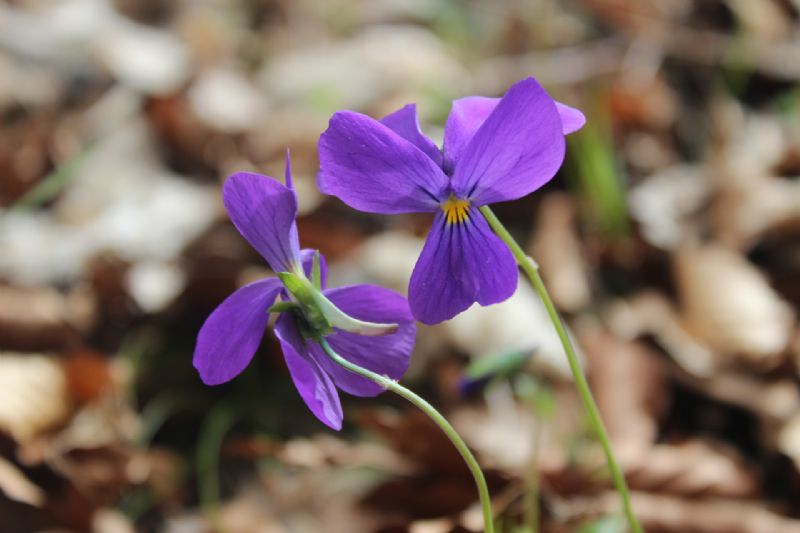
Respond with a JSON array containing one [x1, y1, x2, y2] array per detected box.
[[223, 172, 300, 273], [274, 315, 343, 430], [311, 285, 415, 397], [318, 111, 448, 213], [299, 248, 328, 289], [555, 102, 586, 135], [442, 96, 498, 171], [193, 278, 282, 385], [409, 208, 517, 324], [450, 78, 566, 206], [443, 94, 584, 170], [380, 104, 443, 167]]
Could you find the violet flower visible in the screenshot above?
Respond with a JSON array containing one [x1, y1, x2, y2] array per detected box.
[[317, 77, 585, 324], [193, 156, 415, 430]]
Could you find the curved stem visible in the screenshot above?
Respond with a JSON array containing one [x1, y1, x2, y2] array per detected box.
[[479, 205, 642, 533], [318, 338, 495, 533]]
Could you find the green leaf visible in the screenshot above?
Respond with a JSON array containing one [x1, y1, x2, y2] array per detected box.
[[464, 349, 531, 382], [577, 515, 626, 533]]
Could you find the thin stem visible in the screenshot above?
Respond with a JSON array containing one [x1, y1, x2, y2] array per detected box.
[[479, 206, 642, 533], [318, 338, 495, 533]]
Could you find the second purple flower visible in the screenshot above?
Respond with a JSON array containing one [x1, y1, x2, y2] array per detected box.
[[193, 155, 415, 430]]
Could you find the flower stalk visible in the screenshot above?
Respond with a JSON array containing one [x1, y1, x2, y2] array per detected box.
[[318, 338, 495, 533], [479, 205, 642, 533]]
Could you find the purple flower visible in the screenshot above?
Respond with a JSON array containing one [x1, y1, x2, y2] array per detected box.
[[318, 77, 585, 324], [193, 156, 416, 430]]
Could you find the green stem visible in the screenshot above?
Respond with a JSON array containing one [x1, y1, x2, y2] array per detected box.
[[318, 338, 495, 533], [479, 206, 642, 533]]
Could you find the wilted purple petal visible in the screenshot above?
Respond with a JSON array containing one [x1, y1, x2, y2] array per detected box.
[[380, 104, 443, 167], [299, 248, 328, 289], [318, 111, 448, 214], [223, 173, 300, 273], [274, 314, 343, 430], [409, 208, 517, 325], [310, 285, 415, 397], [555, 102, 586, 135], [450, 78, 565, 206], [194, 278, 283, 385]]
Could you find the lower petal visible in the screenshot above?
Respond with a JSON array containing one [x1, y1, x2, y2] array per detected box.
[[409, 209, 517, 325], [312, 285, 415, 397], [194, 278, 282, 385], [274, 315, 343, 430]]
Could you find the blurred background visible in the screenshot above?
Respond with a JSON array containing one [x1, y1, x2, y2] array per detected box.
[[1, 0, 800, 531]]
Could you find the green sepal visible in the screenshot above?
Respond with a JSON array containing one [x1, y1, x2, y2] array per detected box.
[[278, 272, 399, 337], [278, 272, 332, 335], [311, 250, 322, 290], [268, 301, 297, 314]]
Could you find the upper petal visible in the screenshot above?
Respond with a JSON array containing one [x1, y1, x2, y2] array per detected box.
[[318, 111, 449, 213], [380, 104, 444, 167], [443, 96, 498, 171], [223, 172, 300, 273], [274, 314, 344, 430], [555, 102, 586, 135], [409, 208, 517, 325], [450, 77, 566, 206], [193, 278, 282, 385], [311, 285, 415, 397], [443, 94, 585, 170]]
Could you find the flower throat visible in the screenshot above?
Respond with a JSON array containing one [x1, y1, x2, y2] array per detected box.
[[442, 196, 470, 225]]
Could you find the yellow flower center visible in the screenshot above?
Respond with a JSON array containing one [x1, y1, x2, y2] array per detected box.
[[441, 196, 470, 225]]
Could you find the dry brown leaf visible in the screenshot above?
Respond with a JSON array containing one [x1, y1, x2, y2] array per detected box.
[[63, 350, 115, 405], [608, 73, 678, 130], [628, 165, 710, 251], [92, 508, 136, 533], [588, 491, 800, 533], [580, 327, 668, 454], [726, 0, 795, 40], [451, 386, 538, 472], [713, 177, 800, 249], [255, 467, 382, 533], [0, 456, 45, 507], [675, 245, 795, 368], [0, 353, 71, 443], [778, 413, 800, 473], [358, 409, 468, 476], [606, 291, 720, 376], [624, 440, 759, 498], [530, 193, 592, 312], [578, 0, 691, 33], [675, 371, 800, 435], [277, 434, 411, 474], [0, 285, 95, 351]]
